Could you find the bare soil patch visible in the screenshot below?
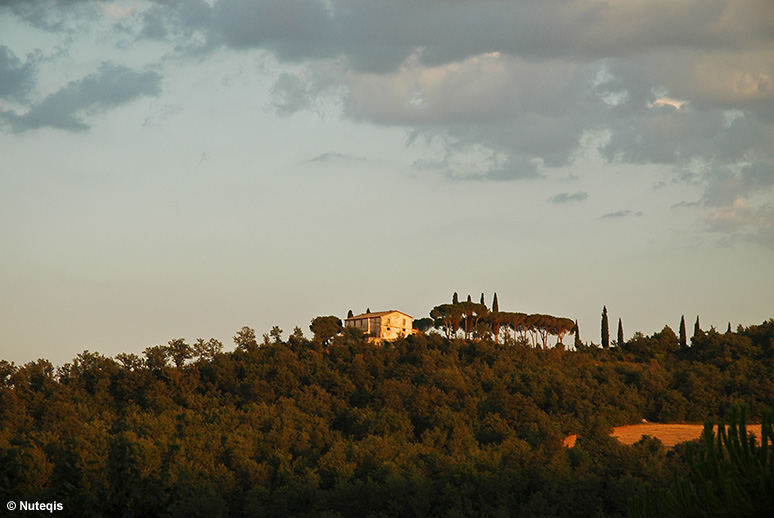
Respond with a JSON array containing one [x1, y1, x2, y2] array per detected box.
[[563, 423, 740, 449]]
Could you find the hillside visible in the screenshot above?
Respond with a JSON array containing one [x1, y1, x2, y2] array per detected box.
[[1, 319, 773, 517]]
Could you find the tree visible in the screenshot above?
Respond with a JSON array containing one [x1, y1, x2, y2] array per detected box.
[[234, 326, 258, 352], [413, 318, 434, 333], [480, 293, 485, 305], [617, 318, 624, 347], [165, 338, 192, 368], [309, 316, 342, 344], [574, 319, 582, 348], [694, 316, 702, 337], [193, 338, 223, 361], [601, 306, 610, 348], [430, 303, 463, 338], [347, 309, 354, 319], [553, 317, 576, 345], [459, 300, 487, 339], [631, 404, 774, 518], [679, 315, 687, 349], [143, 345, 168, 371], [452, 292, 459, 304], [269, 325, 283, 344], [492, 292, 499, 313]]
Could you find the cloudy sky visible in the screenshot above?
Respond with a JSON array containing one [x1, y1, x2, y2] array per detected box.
[[2, 0, 773, 366]]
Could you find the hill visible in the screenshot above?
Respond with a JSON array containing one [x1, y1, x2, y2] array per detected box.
[[1, 319, 773, 517]]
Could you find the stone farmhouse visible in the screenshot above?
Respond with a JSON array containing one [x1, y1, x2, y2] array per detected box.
[[344, 310, 413, 341]]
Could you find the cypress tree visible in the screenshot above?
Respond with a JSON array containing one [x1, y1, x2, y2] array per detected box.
[[366, 308, 371, 314], [694, 316, 701, 337], [601, 306, 609, 348], [679, 315, 687, 348], [453, 292, 459, 304], [347, 309, 354, 319], [727, 322, 732, 334], [492, 293, 499, 313], [617, 318, 624, 346], [574, 319, 581, 347], [467, 294, 472, 303], [480, 293, 485, 305]]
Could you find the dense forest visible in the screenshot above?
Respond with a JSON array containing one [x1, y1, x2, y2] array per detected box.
[[1, 302, 773, 517]]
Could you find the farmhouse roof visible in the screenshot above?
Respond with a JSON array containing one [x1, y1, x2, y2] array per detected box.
[[346, 310, 412, 321]]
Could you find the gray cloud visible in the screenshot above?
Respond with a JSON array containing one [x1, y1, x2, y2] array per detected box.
[[549, 192, 589, 204], [3, 0, 773, 220], [309, 152, 346, 162], [1, 0, 100, 33], [671, 201, 700, 209], [701, 160, 774, 207], [0, 63, 161, 133], [600, 210, 643, 219], [0, 46, 37, 101], [703, 199, 774, 249], [270, 71, 319, 116]]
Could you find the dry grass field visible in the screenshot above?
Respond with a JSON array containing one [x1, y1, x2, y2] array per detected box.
[[562, 422, 758, 449]]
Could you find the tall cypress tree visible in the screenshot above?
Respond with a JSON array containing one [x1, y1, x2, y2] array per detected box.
[[601, 306, 609, 348], [617, 318, 624, 346], [480, 293, 485, 305], [347, 309, 354, 319], [492, 293, 499, 313], [679, 315, 687, 348], [694, 315, 702, 337], [453, 292, 459, 304], [574, 319, 581, 348]]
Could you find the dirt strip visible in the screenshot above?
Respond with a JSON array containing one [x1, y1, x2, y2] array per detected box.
[[562, 422, 759, 448]]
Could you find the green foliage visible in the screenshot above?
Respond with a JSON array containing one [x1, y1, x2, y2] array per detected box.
[[618, 319, 624, 347], [602, 307, 610, 349], [630, 404, 774, 518], [310, 316, 343, 344], [0, 318, 772, 517]]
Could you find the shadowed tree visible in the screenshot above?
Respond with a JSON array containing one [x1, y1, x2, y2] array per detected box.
[[269, 325, 283, 344], [165, 338, 192, 368], [310, 316, 342, 345], [617, 318, 624, 347], [601, 306, 610, 348], [413, 317, 434, 333], [679, 315, 687, 349], [459, 300, 488, 339], [492, 292, 499, 313], [553, 317, 576, 345], [452, 292, 459, 304], [574, 319, 582, 348], [480, 293, 485, 305], [193, 338, 223, 361], [233, 326, 258, 352], [631, 404, 774, 518], [347, 309, 354, 318]]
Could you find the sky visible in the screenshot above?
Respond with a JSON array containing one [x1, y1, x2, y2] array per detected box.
[[1, 0, 773, 367]]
